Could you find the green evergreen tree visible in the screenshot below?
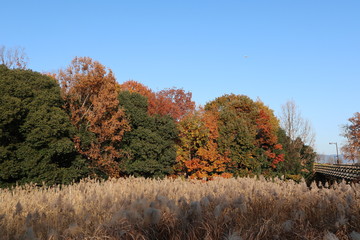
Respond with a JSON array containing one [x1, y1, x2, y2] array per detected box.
[[0, 65, 87, 187], [276, 128, 316, 179], [118, 91, 178, 178]]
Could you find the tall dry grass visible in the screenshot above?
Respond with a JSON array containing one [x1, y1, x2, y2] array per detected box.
[[1, 177, 360, 240]]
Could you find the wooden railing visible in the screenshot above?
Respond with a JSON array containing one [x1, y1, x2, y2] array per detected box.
[[314, 163, 360, 181]]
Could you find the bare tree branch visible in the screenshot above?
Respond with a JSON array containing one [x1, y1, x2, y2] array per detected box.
[[0, 45, 29, 69], [280, 100, 316, 148]]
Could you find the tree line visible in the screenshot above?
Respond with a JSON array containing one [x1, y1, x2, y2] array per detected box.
[[342, 112, 360, 163], [0, 54, 316, 187]]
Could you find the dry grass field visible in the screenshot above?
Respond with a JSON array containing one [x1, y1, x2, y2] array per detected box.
[[1, 177, 360, 240]]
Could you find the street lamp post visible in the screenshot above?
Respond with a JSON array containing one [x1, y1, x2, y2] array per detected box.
[[329, 142, 340, 164]]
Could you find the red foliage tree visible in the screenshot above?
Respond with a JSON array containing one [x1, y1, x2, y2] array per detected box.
[[255, 101, 284, 168], [155, 88, 195, 121], [119, 80, 195, 121]]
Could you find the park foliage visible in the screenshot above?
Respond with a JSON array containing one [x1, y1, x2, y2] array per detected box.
[[342, 112, 360, 162], [0, 57, 316, 187]]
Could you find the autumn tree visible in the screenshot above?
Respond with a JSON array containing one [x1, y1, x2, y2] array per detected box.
[[58, 57, 130, 178], [342, 112, 360, 163], [0, 45, 28, 69], [205, 94, 284, 176], [0, 65, 87, 187], [119, 80, 156, 104], [119, 80, 195, 121], [255, 101, 285, 169], [154, 88, 195, 121], [175, 109, 231, 179], [118, 91, 178, 177], [205, 95, 258, 175]]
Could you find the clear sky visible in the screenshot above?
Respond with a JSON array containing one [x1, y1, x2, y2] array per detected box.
[[2, 0, 360, 155]]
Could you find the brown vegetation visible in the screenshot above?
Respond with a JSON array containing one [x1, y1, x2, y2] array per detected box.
[[342, 112, 360, 163], [1, 177, 360, 239], [58, 57, 130, 177]]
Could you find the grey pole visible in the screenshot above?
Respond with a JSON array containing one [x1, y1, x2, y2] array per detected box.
[[329, 142, 340, 164]]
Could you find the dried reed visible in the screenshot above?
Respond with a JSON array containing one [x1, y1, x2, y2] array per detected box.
[[0, 177, 359, 239]]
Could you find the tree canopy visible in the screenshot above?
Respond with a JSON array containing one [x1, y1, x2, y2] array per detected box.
[[0, 65, 87, 187], [342, 112, 360, 162], [0, 53, 320, 186], [175, 109, 231, 179], [58, 57, 130, 177], [205, 94, 284, 176], [119, 80, 195, 121], [276, 128, 316, 179], [118, 91, 178, 177]]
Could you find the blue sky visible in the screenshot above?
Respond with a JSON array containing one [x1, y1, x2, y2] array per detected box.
[[3, 0, 360, 155]]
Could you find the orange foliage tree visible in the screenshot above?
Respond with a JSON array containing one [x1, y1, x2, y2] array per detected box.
[[58, 57, 130, 177], [119, 80, 195, 121], [204, 94, 284, 175], [175, 109, 231, 179], [342, 112, 360, 162], [118, 80, 155, 103]]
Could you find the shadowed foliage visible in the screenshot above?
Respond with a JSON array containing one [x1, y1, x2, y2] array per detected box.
[[0, 65, 87, 187], [276, 128, 316, 180], [118, 91, 178, 177]]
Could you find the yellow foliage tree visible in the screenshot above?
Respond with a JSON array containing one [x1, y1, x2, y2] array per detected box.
[[175, 109, 231, 179]]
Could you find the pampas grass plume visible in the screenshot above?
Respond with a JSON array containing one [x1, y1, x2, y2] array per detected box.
[[324, 231, 339, 240], [1, 176, 360, 239], [282, 220, 293, 233], [15, 201, 23, 216], [350, 231, 360, 240], [225, 231, 242, 240], [144, 207, 161, 225], [23, 226, 37, 240]]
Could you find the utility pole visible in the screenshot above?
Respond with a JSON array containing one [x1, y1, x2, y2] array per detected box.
[[329, 142, 340, 164]]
